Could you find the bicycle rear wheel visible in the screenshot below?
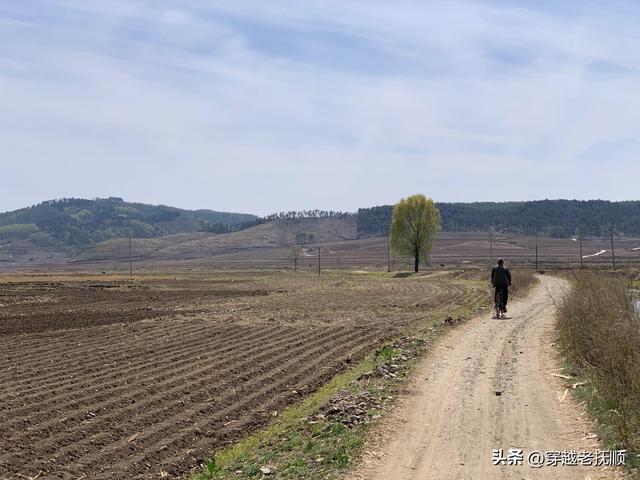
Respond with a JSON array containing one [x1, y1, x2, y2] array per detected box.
[[494, 290, 503, 318]]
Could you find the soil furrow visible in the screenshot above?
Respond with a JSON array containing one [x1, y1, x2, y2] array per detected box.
[[1, 327, 367, 478], [0, 317, 232, 375], [0, 272, 473, 480], [0, 324, 280, 405], [77, 330, 383, 478], [0, 326, 309, 442]]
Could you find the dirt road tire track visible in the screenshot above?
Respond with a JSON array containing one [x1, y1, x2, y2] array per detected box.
[[350, 275, 620, 480]]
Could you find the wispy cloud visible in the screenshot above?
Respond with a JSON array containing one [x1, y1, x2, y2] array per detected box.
[[1, 0, 640, 214]]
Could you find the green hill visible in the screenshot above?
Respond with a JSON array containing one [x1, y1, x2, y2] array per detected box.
[[0, 197, 257, 249]]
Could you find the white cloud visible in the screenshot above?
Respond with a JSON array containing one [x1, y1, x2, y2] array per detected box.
[[1, 0, 640, 214]]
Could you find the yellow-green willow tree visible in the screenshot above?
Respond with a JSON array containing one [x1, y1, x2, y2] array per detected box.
[[390, 194, 441, 272]]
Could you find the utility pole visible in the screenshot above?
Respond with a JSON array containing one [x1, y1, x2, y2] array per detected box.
[[535, 233, 539, 271], [610, 228, 616, 270], [387, 232, 391, 273], [579, 233, 584, 268], [489, 227, 493, 266], [128, 233, 133, 278]]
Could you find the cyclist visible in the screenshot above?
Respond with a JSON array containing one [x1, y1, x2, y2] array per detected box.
[[491, 258, 511, 313]]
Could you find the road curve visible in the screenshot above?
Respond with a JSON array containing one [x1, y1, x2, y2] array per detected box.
[[349, 275, 620, 480]]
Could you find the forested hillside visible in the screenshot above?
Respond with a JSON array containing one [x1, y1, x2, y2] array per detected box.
[[0, 198, 256, 248], [357, 200, 640, 238], [3, 197, 640, 253]]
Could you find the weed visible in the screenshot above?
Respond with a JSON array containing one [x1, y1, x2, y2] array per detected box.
[[205, 456, 220, 476], [374, 345, 396, 363]]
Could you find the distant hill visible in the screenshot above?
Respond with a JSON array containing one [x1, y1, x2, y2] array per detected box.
[[73, 217, 358, 263], [0, 197, 257, 249], [3, 197, 640, 266], [357, 200, 640, 238]]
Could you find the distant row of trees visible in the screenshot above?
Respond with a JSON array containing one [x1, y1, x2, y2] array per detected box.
[[262, 210, 353, 221], [202, 210, 352, 236], [201, 218, 267, 234], [358, 200, 640, 238]]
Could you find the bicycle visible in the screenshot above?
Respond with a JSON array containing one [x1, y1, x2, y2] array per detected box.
[[494, 288, 506, 319]]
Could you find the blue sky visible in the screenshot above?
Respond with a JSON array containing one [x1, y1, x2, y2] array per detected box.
[[2, 1, 639, 215]]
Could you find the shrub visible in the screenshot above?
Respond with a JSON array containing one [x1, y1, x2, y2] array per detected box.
[[509, 268, 535, 295], [557, 271, 640, 452]]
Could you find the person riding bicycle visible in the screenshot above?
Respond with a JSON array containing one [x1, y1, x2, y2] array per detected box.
[[491, 258, 511, 313]]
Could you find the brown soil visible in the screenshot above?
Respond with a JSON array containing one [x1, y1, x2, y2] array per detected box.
[[0, 282, 267, 335], [63, 230, 640, 269], [0, 271, 485, 479]]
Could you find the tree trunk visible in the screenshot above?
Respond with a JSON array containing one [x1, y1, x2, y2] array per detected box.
[[414, 252, 419, 272]]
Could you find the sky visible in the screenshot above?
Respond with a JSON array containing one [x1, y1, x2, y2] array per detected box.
[[2, 1, 640, 215]]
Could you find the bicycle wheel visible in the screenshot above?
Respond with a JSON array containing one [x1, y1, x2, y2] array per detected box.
[[494, 290, 502, 318]]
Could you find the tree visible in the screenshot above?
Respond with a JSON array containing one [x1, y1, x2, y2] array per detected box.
[[390, 194, 441, 272]]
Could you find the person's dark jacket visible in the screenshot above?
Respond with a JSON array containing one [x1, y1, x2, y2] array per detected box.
[[491, 265, 511, 287]]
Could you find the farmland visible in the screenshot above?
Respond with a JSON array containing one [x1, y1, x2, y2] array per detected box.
[[0, 269, 488, 479], [70, 229, 640, 269], [4, 215, 640, 270]]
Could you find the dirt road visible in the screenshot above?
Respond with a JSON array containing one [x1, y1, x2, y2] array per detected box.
[[351, 275, 619, 480]]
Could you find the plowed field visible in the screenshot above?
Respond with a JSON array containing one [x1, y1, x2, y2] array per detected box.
[[0, 271, 487, 479]]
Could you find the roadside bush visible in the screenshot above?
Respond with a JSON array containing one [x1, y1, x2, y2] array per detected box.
[[556, 271, 640, 452], [458, 267, 535, 295], [509, 269, 535, 295]]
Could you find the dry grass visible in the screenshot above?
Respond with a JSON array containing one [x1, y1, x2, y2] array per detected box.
[[556, 271, 640, 457], [509, 268, 536, 295], [447, 266, 535, 294]]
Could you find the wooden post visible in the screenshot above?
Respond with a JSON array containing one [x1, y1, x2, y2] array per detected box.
[[318, 246, 321, 276], [535, 233, 538, 271]]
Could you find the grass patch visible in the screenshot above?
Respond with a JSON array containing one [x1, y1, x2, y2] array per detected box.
[[556, 271, 640, 477]]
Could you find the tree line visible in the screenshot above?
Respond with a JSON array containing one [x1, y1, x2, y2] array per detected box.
[[358, 200, 640, 238], [261, 210, 353, 221], [201, 210, 352, 234]]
